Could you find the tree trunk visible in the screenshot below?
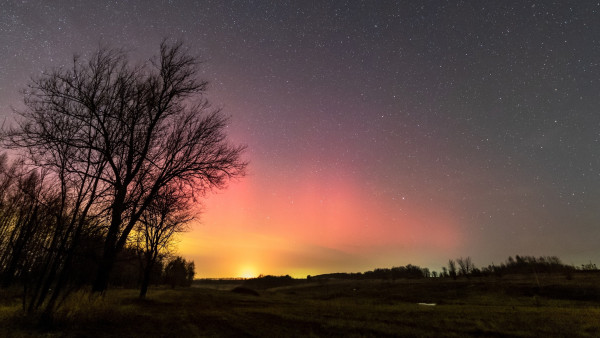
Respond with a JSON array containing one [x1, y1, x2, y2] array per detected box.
[[92, 195, 125, 293], [92, 249, 116, 293], [139, 265, 152, 298]]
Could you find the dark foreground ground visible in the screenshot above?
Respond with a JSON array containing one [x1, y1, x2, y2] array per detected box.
[[1, 273, 600, 337]]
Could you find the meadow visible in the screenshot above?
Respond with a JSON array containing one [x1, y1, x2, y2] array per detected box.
[[1, 273, 599, 337]]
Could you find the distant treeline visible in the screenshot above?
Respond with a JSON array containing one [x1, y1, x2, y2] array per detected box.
[[243, 274, 296, 289], [441, 255, 591, 279], [310, 264, 429, 280], [306, 255, 598, 281], [211, 255, 600, 292]]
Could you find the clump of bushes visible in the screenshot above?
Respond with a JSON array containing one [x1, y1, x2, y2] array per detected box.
[[243, 275, 295, 289]]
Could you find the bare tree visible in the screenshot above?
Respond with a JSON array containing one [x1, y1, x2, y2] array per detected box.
[[457, 257, 474, 277], [5, 40, 246, 299], [441, 266, 448, 278], [134, 185, 192, 298], [448, 259, 457, 280], [5, 80, 110, 315], [0, 163, 51, 288]]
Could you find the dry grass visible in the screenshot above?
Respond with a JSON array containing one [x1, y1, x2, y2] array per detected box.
[[1, 274, 599, 337]]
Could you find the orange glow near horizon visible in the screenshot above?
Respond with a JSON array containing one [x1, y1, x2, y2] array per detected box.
[[3, 2, 600, 282], [238, 266, 258, 279], [179, 167, 464, 278]]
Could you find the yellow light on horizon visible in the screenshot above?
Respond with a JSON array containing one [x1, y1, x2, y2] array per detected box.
[[239, 266, 257, 279]]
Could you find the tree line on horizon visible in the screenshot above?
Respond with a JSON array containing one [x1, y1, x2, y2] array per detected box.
[[303, 255, 598, 281], [231, 255, 599, 289], [0, 40, 246, 318]]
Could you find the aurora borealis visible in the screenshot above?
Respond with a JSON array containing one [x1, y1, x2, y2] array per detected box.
[[1, 1, 599, 277]]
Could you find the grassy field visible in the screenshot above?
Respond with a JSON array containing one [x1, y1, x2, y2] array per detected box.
[[1, 273, 600, 337]]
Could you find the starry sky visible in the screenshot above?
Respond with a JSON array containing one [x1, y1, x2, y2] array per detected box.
[[1, 1, 599, 278]]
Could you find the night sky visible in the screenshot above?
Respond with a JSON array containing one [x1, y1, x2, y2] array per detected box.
[[1, 1, 599, 277]]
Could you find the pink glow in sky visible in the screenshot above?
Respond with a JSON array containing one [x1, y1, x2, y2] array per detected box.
[[180, 155, 463, 278], [2, 1, 600, 278]]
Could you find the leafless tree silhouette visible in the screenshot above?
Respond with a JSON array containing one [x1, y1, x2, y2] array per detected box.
[[448, 259, 457, 280], [4, 40, 247, 305], [134, 185, 192, 298], [456, 256, 475, 277]]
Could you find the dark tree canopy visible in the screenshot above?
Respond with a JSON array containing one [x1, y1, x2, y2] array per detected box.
[[2, 40, 246, 309]]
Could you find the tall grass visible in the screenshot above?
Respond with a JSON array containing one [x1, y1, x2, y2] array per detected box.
[[1, 276, 600, 337]]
